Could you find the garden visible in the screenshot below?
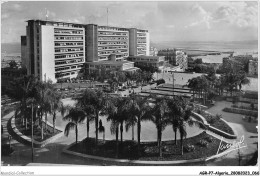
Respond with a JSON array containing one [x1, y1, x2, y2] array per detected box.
[[68, 132, 227, 161]]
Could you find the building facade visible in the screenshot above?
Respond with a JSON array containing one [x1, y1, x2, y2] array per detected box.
[[21, 20, 149, 82], [127, 56, 166, 69]]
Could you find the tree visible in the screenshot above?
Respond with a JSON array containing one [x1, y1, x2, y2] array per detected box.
[[106, 97, 126, 158], [76, 90, 96, 139], [9, 60, 18, 69], [63, 107, 85, 144], [122, 93, 150, 156], [77, 89, 111, 145], [12, 75, 38, 130], [149, 95, 170, 157]]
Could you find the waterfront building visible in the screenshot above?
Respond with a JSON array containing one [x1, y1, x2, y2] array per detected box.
[[21, 20, 149, 82]]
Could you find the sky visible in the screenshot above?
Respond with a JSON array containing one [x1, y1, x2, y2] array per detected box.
[[1, 1, 258, 43]]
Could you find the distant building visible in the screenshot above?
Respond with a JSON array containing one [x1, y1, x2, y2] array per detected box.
[[248, 60, 258, 76], [21, 20, 150, 82], [127, 55, 166, 69], [149, 46, 158, 56], [157, 49, 187, 71]]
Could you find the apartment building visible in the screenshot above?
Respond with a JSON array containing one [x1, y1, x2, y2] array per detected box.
[[21, 20, 150, 82]]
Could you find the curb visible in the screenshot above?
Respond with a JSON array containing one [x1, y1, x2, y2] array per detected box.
[[191, 112, 237, 139], [9, 115, 64, 148]]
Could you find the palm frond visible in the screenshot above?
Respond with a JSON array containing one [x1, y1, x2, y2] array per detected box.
[[64, 122, 76, 137]]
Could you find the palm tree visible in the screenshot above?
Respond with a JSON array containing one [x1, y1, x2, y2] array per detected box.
[[76, 90, 96, 139], [106, 97, 126, 158], [63, 107, 85, 144], [12, 75, 37, 130], [46, 89, 65, 134], [77, 89, 111, 145], [122, 93, 150, 156], [149, 95, 170, 157]]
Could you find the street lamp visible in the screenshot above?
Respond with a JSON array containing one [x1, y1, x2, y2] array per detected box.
[[31, 103, 34, 163]]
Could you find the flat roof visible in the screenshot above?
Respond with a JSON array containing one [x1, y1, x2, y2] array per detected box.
[[128, 56, 164, 59], [26, 19, 148, 31]]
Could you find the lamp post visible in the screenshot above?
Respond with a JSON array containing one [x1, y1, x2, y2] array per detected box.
[[31, 103, 34, 163]]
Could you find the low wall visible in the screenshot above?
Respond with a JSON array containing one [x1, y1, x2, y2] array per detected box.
[[9, 116, 64, 148]]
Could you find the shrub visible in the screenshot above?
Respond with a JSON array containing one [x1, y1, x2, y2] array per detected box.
[[184, 144, 195, 152], [204, 136, 214, 143], [156, 79, 165, 86], [197, 139, 208, 147]]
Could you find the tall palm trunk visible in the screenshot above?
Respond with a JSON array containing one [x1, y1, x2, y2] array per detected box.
[[116, 126, 119, 158], [95, 110, 99, 145], [132, 122, 134, 141], [158, 129, 162, 157], [45, 112, 47, 131], [120, 122, 123, 143], [25, 118, 28, 130], [174, 128, 177, 145], [180, 134, 184, 155], [86, 117, 90, 138], [53, 112, 56, 134], [137, 117, 141, 156], [75, 124, 78, 144], [41, 111, 43, 140]]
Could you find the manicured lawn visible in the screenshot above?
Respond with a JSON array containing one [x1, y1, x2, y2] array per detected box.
[[15, 116, 61, 142], [68, 132, 228, 161]]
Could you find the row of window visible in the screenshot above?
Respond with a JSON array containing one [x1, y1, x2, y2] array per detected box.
[[54, 30, 83, 34], [98, 50, 128, 55], [55, 65, 83, 72], [98, 46, 128, 50], [55, 42, 83, 46], [55, 36, 83, 40], [98, 27, 128, 31], [98, 42, 128, 45], [98, 32, 127, 36], [55, 59, 84, 65], [55, 53, 84, 59], [98, 37, 128, 41], [55, 48, 83, 53], [129, 58, 157, 62]]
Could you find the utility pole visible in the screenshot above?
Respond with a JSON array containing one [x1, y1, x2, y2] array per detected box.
[[45, 8, 48, 21], [107, 8, 108, 26]]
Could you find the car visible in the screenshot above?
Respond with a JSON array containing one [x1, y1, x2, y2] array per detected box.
[[131, 85, 138, 88]]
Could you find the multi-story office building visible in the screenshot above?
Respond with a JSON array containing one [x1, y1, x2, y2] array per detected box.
[[21, 20, 85, 82], [21, 20, 149, 82]]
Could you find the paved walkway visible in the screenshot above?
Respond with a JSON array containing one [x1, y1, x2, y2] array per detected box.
[[1, 111, 15, 145], [205, 101, 258, 166]]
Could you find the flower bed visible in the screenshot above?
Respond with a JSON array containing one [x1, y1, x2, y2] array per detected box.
[[67, 132, 228, 161], [1, 104, 17, 117], [15, 116, 61, 142], [193, 109, 235, 135]]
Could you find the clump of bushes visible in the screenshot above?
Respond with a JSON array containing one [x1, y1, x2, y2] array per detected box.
[[184, 144, 195, 152], [198, 139, 208, 147], [204, 136, 214, 143], [156, 79, 165, 86]]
